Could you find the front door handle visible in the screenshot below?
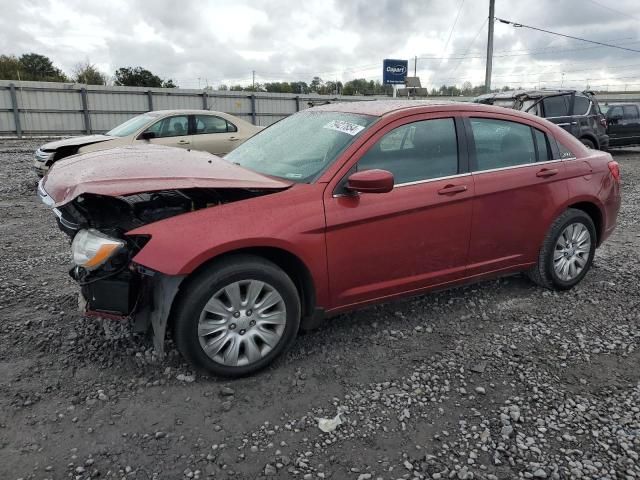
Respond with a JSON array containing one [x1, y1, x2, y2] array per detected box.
[[536, 168, 559, 178], [177, 139, 191, 145], [438, 184, 468, 195]]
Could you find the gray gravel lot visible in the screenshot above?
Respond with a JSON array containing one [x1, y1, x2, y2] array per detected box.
[[0, 139, 638, 480]]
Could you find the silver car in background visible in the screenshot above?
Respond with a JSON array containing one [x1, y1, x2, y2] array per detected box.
[[33, 109, 262, 176]]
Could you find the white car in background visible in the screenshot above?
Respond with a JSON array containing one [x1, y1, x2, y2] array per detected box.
[[33, 110, 262, 176]]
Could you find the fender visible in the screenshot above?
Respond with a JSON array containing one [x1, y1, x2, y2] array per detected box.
[[127, 182, 331, 307]]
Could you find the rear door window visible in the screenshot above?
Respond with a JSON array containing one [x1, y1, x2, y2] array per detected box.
[[542, 96, 571, 117], [623, 105, 639, 120], [195, 115, 231, 134], [609, 106, 623, 118], [469, 118, 536, 171], [533, 129, 552, 162]]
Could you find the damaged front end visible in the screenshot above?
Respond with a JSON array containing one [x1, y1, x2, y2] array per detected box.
[[39, 182, 277, 354]]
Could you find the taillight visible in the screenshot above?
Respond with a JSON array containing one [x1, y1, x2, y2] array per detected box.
[[608, 161, 620, 182], [600, 117, 608, 129]]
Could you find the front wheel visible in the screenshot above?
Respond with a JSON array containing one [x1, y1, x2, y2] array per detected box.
[[528, 209, 597, 290], [173, 255, 301, 377]]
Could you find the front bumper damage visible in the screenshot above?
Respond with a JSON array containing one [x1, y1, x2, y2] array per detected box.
[[72, 262, 185, 355], [33, 148, 53, 176]]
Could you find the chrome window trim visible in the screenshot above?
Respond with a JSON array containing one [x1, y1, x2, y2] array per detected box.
[[331, 172, 471, 198], [471, 158, 563, 176], [395, 172, 471, 188]]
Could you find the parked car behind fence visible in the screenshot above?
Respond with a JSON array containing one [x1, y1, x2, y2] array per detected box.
[[33, 109, 262, 176], [473, 90, 609, 150], [602, 103, 640, 148]]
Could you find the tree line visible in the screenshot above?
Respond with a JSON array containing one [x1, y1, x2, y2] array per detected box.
[[0, 53, 177, 87], [1, 52, 515, 96]]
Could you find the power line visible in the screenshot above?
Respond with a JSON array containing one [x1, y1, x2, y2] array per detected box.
[[585, 0, 640, 22], [448, 18, 488, 76], [495, 17, 640, 54], [440, 0, 466, 63]]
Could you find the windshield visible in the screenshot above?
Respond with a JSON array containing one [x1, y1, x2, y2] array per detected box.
[[225, 111, 376, 182], [106, 113, 161, 137]]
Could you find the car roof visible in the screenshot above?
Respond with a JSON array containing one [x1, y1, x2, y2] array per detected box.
[[310, 99, 532, 118], [147, 109, 230, 115], [474, 89, 592, 102]]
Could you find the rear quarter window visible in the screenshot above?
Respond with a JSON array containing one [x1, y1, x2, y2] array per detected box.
[[573, 96, 591, 115], [542, 96, 571, 117], [557, 142, 576, 159]]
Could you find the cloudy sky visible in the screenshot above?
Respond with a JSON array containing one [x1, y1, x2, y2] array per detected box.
[[1, 0, 640, 91]]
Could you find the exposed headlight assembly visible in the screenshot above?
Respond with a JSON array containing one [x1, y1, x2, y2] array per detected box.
[[35, 148, 53, 163], [72, 229, 125, 270]]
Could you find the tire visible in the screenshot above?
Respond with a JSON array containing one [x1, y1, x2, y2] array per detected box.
[[172, 255, 301, 377], [527, 208, 597, 291], [580, 138, 596, 149]]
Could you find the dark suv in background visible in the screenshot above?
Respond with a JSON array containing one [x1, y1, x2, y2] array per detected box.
[[602, 103, 640, 148], [474, 90, 609, 150]]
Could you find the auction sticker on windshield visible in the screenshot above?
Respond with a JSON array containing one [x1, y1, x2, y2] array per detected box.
[[323, 120, 366, 136]]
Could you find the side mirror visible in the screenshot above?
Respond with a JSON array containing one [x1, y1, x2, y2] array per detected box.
[[139, 131, 156, 141], [347, 169, 394, 194]]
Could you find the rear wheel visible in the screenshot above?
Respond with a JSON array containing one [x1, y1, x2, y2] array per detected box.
[[580, 138, 596, 149], [173, 255, 301, 377], [528, 209, 596, 290]]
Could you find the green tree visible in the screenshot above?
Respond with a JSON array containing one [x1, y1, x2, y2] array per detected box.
[[73, 61, 107, 85], [114, 66, 176, 88], [289, 81, 309, 94], [19, 53, 68, 81], [217, 84, 229, 91], [264, 82, 293, 93], [0, 55, 23, 80], [310, 76, 323, 92]]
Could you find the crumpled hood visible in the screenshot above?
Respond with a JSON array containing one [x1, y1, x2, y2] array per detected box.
[[40, 134, 115, 150], [40, 144, 292, 207]]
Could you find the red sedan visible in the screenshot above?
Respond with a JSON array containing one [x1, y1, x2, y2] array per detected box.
[[39, 101, 621, 377]]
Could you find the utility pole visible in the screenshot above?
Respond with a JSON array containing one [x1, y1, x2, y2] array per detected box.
[[414, 56, 417, 76], [252, 70, 255, 90], [484, 0, 495, 93]]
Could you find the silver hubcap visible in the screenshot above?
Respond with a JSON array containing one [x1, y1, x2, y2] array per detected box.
[[197, 280, 287, 367], [553, 223, 591, 281]]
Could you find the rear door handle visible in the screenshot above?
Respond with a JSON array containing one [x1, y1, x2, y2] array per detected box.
[[536, 168, 559, 178], [229, 136, 240, 141], [178, 139, 191, 145], [438, 184, 468, 195]]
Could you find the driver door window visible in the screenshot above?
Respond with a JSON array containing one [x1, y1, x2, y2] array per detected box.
[[141, 115, 191, 149], [147, 115, 189, 138], [357, 118, 459, 184]]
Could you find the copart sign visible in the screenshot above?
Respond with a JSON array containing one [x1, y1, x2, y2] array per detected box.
[[383, 59, 408, 85]]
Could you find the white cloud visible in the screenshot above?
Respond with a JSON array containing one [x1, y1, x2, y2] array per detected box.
[[0, 0, 639, 91]]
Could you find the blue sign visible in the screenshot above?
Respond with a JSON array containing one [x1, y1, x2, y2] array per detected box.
[[383, 59, 408, 85]]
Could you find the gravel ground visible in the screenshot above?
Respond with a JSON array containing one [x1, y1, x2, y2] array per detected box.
[[0, 139, 638, 480]]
